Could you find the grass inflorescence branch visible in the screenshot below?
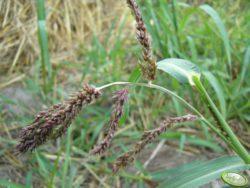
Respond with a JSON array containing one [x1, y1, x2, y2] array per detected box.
[[112, 114, 198, 173], [16, 84, 101, 154], [126, 0, 156, 81], [91, 89, 129, 155]]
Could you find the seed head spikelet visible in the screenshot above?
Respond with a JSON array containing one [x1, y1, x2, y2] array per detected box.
[[112, 114, 198, 172], [91, 89, 129, 155], [16, 84, 101, 154], [126, 0, 156, 80]]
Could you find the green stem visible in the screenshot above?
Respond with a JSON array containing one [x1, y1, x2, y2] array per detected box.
[[36, 0, 46, 20], [192, 76, 250, 164], [36, 0, 51, 94], [98, 81, 230, 147]]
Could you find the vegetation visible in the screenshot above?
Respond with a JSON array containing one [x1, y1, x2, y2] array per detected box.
[[0, 0, 249, 187]]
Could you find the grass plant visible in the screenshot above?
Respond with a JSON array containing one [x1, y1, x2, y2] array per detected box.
[[0, 0, 249, 187]]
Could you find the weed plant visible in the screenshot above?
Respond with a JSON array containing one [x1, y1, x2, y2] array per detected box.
[[0, 0, 249, 187]]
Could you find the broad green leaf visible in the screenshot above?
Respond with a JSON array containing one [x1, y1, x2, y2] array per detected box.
[[203, 71, 226, 117], [200, 4, 231, 73], [152, 156, 249, 188], [157, 58, 200, 85]]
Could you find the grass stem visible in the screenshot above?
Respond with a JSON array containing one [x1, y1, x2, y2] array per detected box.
[[192, 76, 250, 164], [98, 81, 230, 147]]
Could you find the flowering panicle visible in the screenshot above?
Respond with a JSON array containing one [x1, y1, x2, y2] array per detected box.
[[91, 89, 129, 155], [126, 0, 156, 81], [16, 84, 101, 154], [112, 114, 198, 173]]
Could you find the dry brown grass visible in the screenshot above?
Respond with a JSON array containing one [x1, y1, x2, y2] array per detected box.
[[0, 0, 130, 78]]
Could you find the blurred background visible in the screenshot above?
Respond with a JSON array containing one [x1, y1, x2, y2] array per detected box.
[[0, 0, 249, 187]]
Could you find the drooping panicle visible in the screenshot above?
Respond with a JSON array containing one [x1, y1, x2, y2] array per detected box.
[[16, 84, 101, 154], [112, 114, 198, 172], [91, 89, 129, 155], [126, 0, 156, 81]]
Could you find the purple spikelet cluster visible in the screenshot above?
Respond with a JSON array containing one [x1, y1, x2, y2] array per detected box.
[[16, 84, 101, 154], [112, 114, 198, 172], [126, 0, 156, 81], [91, 89, 129, 155]]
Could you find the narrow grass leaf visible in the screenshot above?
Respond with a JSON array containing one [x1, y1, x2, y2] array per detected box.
[[48, 152, 60, 188], [25, 171, 32, 188], [35, 151, 49, 178], [62, 126, 72, 188], [36, 0, 45, 20], [157, 156, 249, 188], [238, 46, 250, 90], [179, 134, 186, 151], [128, 67, 141, 82], [203, 71, 226, 117], [36, 0, 52, 93], [187, 36, 198, 62], [37, 21, 51, 78], [200, 4, 231, 74]]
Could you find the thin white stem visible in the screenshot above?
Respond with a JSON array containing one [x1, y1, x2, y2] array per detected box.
[[97, 81, 229, 143], [143, 140, 165, 169], [98, 81, 202, 117]]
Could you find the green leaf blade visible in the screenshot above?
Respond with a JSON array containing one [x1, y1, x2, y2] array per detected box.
[[200, 4, 231, 73], [157, 58, 201, 85], [155, 156, 250, 188], [203, 71, 226, 117]]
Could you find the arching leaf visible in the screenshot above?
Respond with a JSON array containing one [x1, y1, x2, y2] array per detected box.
[[152, 156, 249, 188], [157, 58, 200, 85]]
